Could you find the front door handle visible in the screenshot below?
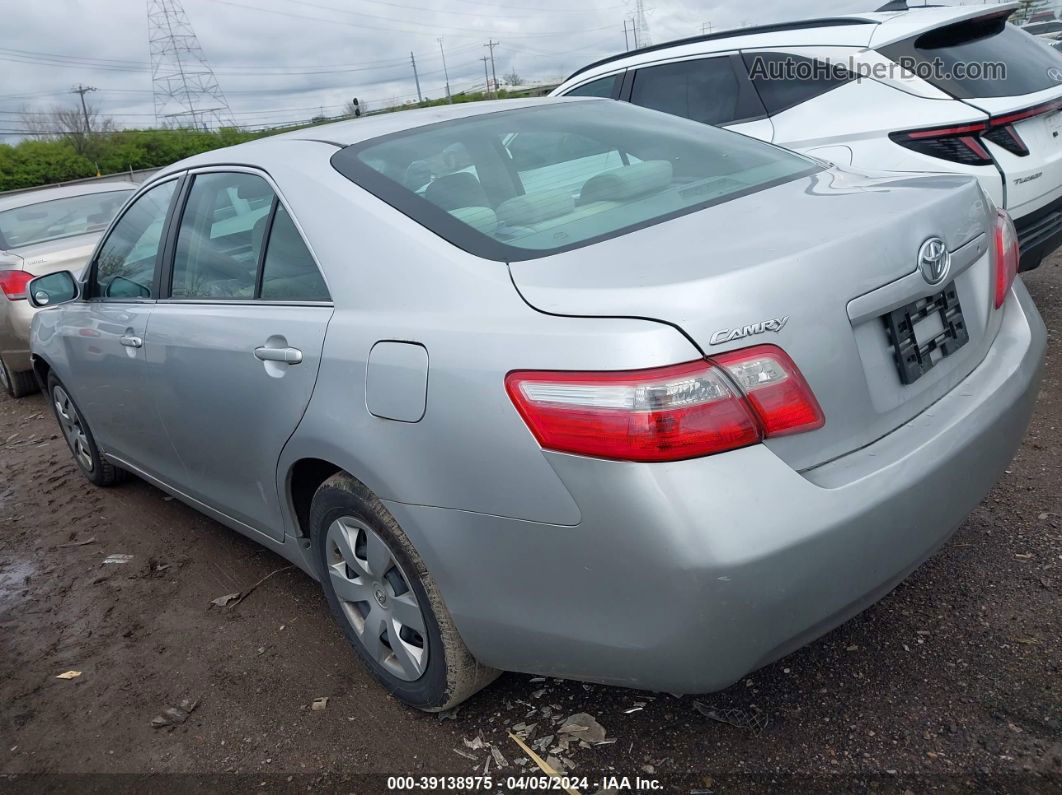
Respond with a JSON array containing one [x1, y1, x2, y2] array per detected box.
[[254, 346, 303, 365], [120, 335, 143, 349]]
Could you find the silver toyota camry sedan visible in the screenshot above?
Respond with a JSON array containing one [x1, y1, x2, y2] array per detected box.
[[27, 98, 1045, 711]]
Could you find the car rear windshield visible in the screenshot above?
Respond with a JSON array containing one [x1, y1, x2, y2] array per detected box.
[[0, 190, 133, 250], [331, 101, 818, 262], [879, 15, 1062, 99]]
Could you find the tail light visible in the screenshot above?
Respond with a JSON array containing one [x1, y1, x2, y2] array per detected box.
[[994, 209, 1019, 310], [0, 270, 34, 300], [983, 124, 1029, 157], [505, 345, 824, 463], [890, 123, 992, 166]]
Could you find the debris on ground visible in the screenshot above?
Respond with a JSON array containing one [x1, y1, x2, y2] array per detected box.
[[210, 593, 241, 608], [453, 748, 477, 761], [311, 697, 329, 711], [102, 554, 133, 565], [208, 565, 294, 609], [57, 537, 95, 548], [150, 698, 198, 729], [692, 701, 768, 733], [55, 670, 81, 680], [508, 732, 579, 795], [557, 712, 607, 745], [490, 746, 509, 769]]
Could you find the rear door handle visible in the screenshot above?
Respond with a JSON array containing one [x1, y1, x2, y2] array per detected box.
[[254, 346, 303, 365], [120, 335, 143, 349]]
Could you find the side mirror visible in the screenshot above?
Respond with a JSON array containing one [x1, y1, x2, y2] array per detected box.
[[27, 270, 79, 308]]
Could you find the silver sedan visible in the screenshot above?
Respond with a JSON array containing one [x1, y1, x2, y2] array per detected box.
[[27, 98, 1045, 710]]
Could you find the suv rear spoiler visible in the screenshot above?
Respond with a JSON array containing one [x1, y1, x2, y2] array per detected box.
[[868, 1, 1019, 48]]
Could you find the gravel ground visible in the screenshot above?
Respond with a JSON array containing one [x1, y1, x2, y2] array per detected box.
[[1, 261, 1059, 794]]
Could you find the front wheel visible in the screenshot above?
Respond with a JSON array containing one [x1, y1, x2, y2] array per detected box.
[[310, 473, 499, 711], [47, 374, 125, 487]]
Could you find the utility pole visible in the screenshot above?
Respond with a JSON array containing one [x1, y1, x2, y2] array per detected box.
[[623, 19, 630, 51], [71, 84, 97, 134], [484, 40, 499, 97], [629, 16, 639, 49], [480, 56, 491, 97], [701, 21, 713, 34], [437, 37, 453, 103], [410, 51, 423, 104]]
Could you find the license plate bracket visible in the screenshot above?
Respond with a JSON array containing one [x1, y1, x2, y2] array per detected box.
[[882, 285, 968, 386]]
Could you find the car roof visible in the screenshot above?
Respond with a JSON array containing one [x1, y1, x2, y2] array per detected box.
[[0, 180, 137, 213], [152, 97, 597, 176], [276, 97, 573, 147], [561, 2, 1020, 84]]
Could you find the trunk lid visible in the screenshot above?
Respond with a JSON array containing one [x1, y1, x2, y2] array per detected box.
[[9, 232, 101, 279], [509, 169, 1000, 471]]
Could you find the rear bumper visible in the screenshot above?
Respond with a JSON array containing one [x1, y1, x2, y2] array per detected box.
[[1014, 192, 1062, 271], [387, 280, 1046, 693], [0, 298, 35, 372]]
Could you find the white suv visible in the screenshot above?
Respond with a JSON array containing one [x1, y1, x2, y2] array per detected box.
[[552, 2, 1062, 270]]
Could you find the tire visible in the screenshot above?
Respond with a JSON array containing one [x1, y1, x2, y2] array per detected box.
[[310, 473, 499, 711], [47, 374, 126, 487], [0, 356, 38, 398]]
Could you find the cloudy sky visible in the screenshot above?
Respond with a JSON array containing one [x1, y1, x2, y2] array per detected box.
[[0, 0, 1010, 136]]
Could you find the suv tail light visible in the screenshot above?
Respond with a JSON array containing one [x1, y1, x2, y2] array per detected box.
[[0, 270, 34, 300], [505, 346, 824, 463], [994, 209, 1019, 310], [890, 123, 993, 166]]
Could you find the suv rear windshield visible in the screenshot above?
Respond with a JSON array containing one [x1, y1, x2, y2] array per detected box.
[[0, 189, 133, 250], [879, 14, 1062, 99], [331, 101, 817, 262]]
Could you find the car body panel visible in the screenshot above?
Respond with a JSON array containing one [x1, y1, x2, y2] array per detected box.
[[142, 303, 333, 541]]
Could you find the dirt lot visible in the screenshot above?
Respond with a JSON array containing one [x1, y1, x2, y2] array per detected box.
[[1, 264, 1060, 794]]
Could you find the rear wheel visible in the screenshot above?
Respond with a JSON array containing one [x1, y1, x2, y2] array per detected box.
[[310, 473, 499, 711], [47, 374, 125, 487], [0, 356, 38, 398]]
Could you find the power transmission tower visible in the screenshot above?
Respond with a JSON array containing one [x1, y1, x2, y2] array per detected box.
[[438, 38, 452, 103], [410, 51, 423, 104], [484, 40, 499, 97], [147, 0, 234, 130], [71, 84, 97, 134], [635, 0, 653, 48]]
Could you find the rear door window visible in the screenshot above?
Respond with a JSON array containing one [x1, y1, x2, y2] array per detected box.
[[169, 171, 329, 302], [879, 15, 1062, 99], [743, 52, 858, 115], [628, 56, 761, 126], [171, 172, 273, 299]]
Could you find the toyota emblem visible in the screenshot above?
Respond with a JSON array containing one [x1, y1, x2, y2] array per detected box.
[[918, 238, 950, 285]]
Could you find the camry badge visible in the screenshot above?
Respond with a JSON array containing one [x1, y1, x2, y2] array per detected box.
[[710, 316, 789, 346]]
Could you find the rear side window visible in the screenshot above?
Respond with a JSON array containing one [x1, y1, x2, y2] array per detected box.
[[743, 52, 858, 116], [879, 15, 1062, 99], [260, 205, 329, 301], [564, 75, 619, 98], [629, 56, 759, 126], [331, 101, 818, 262]]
